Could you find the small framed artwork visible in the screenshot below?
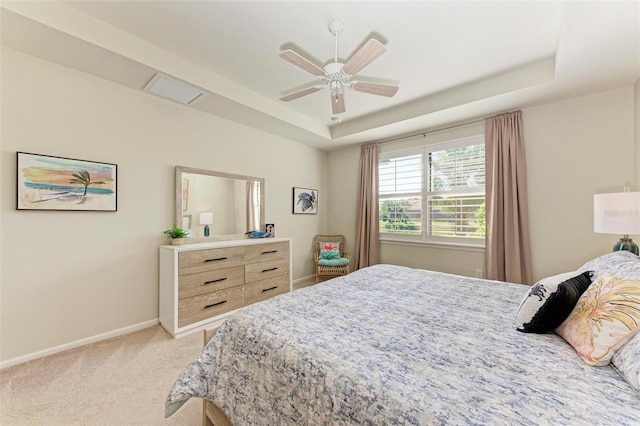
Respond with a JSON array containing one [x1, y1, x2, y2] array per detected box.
[[292, 187, 318, 214], [182, 178, 189, 211], [265, 223, 275, 237], [182, 214, 192, 230], [17, 152, 117, 211]]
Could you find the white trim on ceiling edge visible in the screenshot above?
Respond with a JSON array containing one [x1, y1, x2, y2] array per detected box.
[[0, 319, 159, 370]]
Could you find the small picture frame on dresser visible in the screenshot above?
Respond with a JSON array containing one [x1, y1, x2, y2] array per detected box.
[[266, 223, 275, 237]]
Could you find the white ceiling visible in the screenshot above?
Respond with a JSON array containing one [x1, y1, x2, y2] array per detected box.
[[1, 1, 639, 151]]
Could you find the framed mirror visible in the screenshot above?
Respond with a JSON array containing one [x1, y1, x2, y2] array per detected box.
[[175, 166, 264, 242]]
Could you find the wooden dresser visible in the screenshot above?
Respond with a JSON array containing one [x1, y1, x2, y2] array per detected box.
[[159, 238, 292, 338]]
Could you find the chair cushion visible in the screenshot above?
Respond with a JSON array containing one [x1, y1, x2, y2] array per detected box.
[[318, 257, 349, 267]]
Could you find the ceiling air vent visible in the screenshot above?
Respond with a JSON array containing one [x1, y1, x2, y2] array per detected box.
[[143, 73, 206, 105]]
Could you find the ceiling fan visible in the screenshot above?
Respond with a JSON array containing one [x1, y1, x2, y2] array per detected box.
[[279, 20, 399, 115]]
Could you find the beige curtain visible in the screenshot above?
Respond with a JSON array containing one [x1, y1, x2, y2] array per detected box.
[[246, 181, 258, 231], [485, 110, 533, 285], [354, 143, 380, 269]]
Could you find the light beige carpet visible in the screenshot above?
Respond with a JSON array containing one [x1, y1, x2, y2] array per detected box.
[[0, 325, 204, 425], [0, 279, 318, 425]]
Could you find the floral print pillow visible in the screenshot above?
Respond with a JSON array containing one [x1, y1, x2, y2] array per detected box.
[[556, 274, 640, 366]]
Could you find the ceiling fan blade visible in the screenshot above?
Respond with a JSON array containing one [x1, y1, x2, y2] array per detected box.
[[351, 81, 399, 97], [342, 39, 387, 76], [280, 86, 322, 102], [331, 92, 345, 114], [279, 50, 326, 77]]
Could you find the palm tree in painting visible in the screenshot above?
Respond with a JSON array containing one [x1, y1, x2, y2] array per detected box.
[[70, 170, 105, 196]]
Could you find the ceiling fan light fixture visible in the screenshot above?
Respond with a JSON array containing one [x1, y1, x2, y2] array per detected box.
[[329, 80, 342, 96], [331, 91, 345, 114]]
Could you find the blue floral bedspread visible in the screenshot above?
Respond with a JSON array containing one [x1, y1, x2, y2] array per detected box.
[[165, 264, 640, 425]]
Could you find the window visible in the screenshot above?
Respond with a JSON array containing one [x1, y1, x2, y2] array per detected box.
[[378, 135, 485, 246]]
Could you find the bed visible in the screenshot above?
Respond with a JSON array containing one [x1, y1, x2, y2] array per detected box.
[[165, 252, 640, 425]]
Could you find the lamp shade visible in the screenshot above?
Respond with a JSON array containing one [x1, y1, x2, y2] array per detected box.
[[594, 192, 640, 235], [199, 212, 213, 225]]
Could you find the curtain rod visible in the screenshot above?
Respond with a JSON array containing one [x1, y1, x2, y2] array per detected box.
[[376, 117, 485, 146]]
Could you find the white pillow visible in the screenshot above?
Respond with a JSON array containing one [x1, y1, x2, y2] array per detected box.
[[612, 331, 640, 393], [578, 251, 640, 281], [516, 271, 593, 333]]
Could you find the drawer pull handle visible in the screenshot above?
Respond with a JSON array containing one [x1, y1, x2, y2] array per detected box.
[[262, 267, 278, 273], [205, 257, 227, 262], [262, 286, 278, 293], [204, 301, 226, 309], [261, 250, 278, 254], [204, 278, 227, 285]]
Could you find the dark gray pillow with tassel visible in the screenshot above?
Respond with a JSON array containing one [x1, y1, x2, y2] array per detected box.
[[516, 270, 594, 333]]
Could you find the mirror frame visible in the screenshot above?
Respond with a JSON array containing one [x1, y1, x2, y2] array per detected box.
[[175, 166, 265, 242]]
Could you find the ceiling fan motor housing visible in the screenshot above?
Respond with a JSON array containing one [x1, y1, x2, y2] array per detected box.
[[324, 62, 344, 75], [324, 62, 349, 90]]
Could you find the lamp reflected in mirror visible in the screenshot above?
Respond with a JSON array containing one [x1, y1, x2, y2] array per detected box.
[[200, 212, 213, 237]]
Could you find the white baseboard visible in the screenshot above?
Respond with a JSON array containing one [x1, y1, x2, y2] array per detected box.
[[0, 319, 159, 370], [2, 276, 315, 370], [293, 274, 315, 285]]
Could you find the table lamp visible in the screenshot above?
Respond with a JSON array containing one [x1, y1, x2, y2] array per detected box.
[[200, 212, 213, 237], [593, 190, 640, 255]]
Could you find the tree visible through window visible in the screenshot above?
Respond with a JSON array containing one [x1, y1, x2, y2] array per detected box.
[[378, 135, 485, 245]]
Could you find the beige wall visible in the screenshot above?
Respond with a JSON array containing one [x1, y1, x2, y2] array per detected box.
[[328, 86, 638, 283], [525, 87, 635, 281], [635, 79, 640, 189], [0, 47, 326, 362], [2, 45, 638, 365]]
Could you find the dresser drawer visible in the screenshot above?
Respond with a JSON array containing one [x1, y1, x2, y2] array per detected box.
[[245, 257, 289, 283], [178, 246, 246, 275], [160, 239, 292, 338], [178, 286, 244, 328], [178, 266, 244, 299], [245, 274, 290, 306], [245, 241, 289, 263]]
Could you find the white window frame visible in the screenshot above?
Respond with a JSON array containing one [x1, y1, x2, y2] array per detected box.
[[379, 135, 486, 249]]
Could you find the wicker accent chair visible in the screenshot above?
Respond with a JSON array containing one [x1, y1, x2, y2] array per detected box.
[[313, 234, 351, 282]]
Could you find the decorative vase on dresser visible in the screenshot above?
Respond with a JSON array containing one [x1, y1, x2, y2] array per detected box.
[[159, 237, 292, 338]]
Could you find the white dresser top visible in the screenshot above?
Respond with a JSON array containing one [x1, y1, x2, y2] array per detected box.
[[160, 237, 291, 252]]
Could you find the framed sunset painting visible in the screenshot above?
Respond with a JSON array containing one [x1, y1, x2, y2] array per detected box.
[[17, 152, 117, 211]]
